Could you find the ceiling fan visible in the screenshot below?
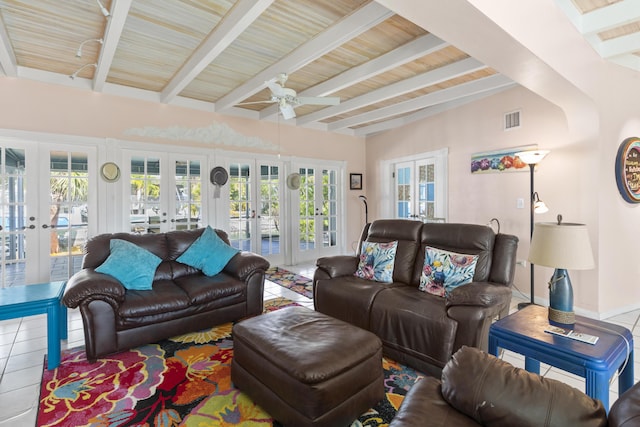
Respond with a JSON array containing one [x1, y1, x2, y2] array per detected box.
[[237, 73, 340, 120]]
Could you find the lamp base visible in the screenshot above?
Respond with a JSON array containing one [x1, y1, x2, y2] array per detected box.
[[548, 307, 575, 328], [548, 268, 575, 328]]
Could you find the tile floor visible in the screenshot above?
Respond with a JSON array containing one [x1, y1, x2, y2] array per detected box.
[[1, 263, 638, 426]]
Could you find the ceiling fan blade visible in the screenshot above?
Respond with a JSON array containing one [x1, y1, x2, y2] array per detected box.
[[296, 96, 340, 106], [236, 100, 277, 106]]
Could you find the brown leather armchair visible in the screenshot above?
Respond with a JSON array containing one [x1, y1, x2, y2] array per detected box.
[[390, 346, 639, 427], [314, 220, 518, 376]]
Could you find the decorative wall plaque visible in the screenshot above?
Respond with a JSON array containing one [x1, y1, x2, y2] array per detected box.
[[615, 137, 640, 203]]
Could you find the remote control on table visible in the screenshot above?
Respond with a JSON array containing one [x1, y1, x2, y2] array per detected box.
[[544, 326, 599, 345]]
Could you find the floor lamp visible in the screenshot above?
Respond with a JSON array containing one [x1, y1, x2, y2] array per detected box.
[[515, 149, 550, 309], [358, 195, 368, 224]]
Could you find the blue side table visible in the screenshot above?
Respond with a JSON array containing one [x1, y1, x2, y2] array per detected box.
[[0, 281, 68, 370], [489, 304, 633, 411]]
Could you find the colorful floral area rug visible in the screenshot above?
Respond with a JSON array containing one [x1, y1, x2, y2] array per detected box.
[[264, 266, 314, 299], [37, 298, 423, 427]]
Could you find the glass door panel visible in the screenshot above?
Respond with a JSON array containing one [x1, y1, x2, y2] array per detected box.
[[130, 156, 164, 234], [321, 168, 338, 248], [228, 162, 253, 251], [49, 151, 89, 281], [0, 147, 28, 287], [173, 159, 202, 231], [395, 163, 412, 219], [258, 164, 280, 257], [298, 167, 316, 251]]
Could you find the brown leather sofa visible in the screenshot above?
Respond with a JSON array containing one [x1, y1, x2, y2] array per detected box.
[[390, 345, 639, 427], [63, 228, 269, 361], [313, 219, 518, 376]]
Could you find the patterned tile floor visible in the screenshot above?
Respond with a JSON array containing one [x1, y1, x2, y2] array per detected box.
[[0, 263, 637, 425]]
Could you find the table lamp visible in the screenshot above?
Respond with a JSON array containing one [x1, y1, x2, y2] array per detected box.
[[528, 215, 594, 327]]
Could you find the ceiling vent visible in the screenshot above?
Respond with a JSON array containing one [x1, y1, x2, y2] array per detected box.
[[504, 110, 521, 130]]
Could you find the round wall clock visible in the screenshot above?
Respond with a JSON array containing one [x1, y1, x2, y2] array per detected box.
[[615, 137, 640, 203], [100, 162, 121, 182]]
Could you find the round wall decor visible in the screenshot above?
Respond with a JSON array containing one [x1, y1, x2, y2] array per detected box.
[[100, 162, 120, 182], [615, 136, 640, 203]]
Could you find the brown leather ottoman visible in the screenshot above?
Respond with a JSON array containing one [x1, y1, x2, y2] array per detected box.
[[232, 306, 384, 427]]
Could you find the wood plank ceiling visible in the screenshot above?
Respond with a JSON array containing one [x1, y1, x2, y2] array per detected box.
[[556, 0, 640, 73], [0, 0, 517, 137]]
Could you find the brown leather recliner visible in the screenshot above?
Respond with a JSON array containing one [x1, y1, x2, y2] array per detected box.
[[63, 228, 269, 361], [314, 220, 518, 376], [390, 346, 640, 427]]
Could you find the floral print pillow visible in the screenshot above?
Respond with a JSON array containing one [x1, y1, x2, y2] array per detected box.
[[419, 246, 478, 297], [354, 241, 398, 283]]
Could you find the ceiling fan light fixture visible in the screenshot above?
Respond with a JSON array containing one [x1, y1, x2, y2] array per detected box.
[[280, 103, 296, 120]]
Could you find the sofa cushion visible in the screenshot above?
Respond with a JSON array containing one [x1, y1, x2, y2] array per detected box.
[[355, 240, 398, 283], [177, 226, 239, 276], [95, 239, 162, 290], [414, 224, 495, 285], [441, 346, 607, 427], [419, 247, 478, 297]]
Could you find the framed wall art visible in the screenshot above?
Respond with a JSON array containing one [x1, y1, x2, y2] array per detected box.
[[350, 173, 362, 190], [615, 136, 640, 203]]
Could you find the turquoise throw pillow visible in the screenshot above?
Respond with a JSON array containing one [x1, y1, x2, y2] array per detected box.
[[95, 239, 162, 290], [419, 246, 478, 297], [354, 240, 398, 283], [176, 226, 239, 276]]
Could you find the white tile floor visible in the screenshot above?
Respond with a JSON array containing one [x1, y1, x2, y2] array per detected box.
[[1, 263, 638, 426]]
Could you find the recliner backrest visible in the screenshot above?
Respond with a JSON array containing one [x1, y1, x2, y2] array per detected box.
[[363, 219, 423, 284], [412, 223, 496, 286]]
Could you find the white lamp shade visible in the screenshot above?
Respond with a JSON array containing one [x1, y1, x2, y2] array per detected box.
[[516, 150, 550, 165], [528, 222, 595, 270]]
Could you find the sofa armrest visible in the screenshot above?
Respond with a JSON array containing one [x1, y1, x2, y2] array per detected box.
[[223, 251, 270, 281], [315, 255, 359, 279], [446, 282, 512, 312], [63, 269, 126, 309], [389, 377, 478, 427]]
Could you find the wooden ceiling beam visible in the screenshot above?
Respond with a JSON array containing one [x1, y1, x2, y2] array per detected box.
[[93, 0, 133, 92], [161, 0, 273, 104], [327, 73, 513, 131], [214, 1, 393, 111], [259, 33, 449, 119], [0, 13, 16, 77], [297, 57, 486, 125]]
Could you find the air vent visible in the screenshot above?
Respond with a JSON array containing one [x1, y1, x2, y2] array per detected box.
[[504, 110, 521, 130]]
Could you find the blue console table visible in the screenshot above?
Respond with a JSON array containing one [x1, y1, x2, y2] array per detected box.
[[489, 304, 633, 411], [0, 281, 67, 369]]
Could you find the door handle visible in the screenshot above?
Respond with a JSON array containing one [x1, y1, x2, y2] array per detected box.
[[42, 224, 49, 229], [23, 225, 35, 230]]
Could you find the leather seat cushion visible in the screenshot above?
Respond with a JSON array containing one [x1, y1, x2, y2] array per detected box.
[[175, 273, 245, 305], [232, 306, 384, 423], [314, 276, 402, 330], [369, 286, 457, 367], [118, 279, 190, 318]]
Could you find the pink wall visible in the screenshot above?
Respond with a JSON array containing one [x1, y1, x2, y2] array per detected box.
[[366, 86, 605, 314], [0, 77, 367, 249]]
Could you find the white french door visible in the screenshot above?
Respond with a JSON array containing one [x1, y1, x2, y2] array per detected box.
[[394, 157, 445, 222], [224, 158, 284, 265], [123, 151, 206, 234], [44, 147, 97, 282], [292, 163, 341, 264], [0, 141, 37, 287]]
